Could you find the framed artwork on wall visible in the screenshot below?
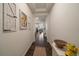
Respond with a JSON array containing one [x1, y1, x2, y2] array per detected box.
[[19, 10, 27, 30], [3, 3, 17, 32]]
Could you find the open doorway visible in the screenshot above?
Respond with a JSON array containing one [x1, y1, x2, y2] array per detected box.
[[35, 16, 47, 46]]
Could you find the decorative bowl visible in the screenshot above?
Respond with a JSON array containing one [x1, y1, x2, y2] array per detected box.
[[54, 39, 67, 49]]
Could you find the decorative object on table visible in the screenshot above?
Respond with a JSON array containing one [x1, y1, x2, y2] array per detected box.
[[19, 10, 27, 30], [65, 43, 78, 56], [3, 3, 17, 32], [54, 39, 67, 49]]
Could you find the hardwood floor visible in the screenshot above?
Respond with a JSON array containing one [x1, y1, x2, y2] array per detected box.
[[25, 41, 52, 56], [33, 46, 46, 56], [25, 33, 52, 56], [25, 42, 36, 56]]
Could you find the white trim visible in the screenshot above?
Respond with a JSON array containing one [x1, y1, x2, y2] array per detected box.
[[22, 41, 34, 56], [22, 48, 28, 56]]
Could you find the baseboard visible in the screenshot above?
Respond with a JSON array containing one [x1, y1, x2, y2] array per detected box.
[[22, 49, 27, 56], [48, 41, 52, 47], [22, 41, 33, 56]]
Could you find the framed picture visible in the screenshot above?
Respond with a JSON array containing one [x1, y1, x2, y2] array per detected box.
[[3, 3, 17, 32], [19, 10, 27, 30]]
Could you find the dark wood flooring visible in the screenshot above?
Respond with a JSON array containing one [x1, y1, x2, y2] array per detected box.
[[25, 42, 36, 56], [25, 40, 52, 56], [25, 33, 52, 56]]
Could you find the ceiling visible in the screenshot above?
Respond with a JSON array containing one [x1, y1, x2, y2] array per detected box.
[[27, 3, 54, 21]]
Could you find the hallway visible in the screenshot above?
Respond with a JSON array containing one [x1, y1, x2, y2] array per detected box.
[[0, 3, 79, 56], [25, 32, 52, 56]]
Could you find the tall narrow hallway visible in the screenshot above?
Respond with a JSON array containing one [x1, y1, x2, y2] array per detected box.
[[25, 31, 52, 56], [1, 3, 79, 56]]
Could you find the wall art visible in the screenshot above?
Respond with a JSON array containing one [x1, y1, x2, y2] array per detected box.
[[3, 3, 17, 32], [19, 10, 27, 30]]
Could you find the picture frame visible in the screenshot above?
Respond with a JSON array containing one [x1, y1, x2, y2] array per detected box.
[[3, 3, 17, 32], [19, 10, 27, 30]]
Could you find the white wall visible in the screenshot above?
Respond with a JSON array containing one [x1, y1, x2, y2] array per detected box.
[[46, 3, 79, 47], [0, 3, 35, 56], [45, 14, 51, 43]]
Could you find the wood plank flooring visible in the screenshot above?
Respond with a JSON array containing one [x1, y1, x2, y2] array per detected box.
[[25, 32, 52, 56], [25, 41, 52, 56]]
